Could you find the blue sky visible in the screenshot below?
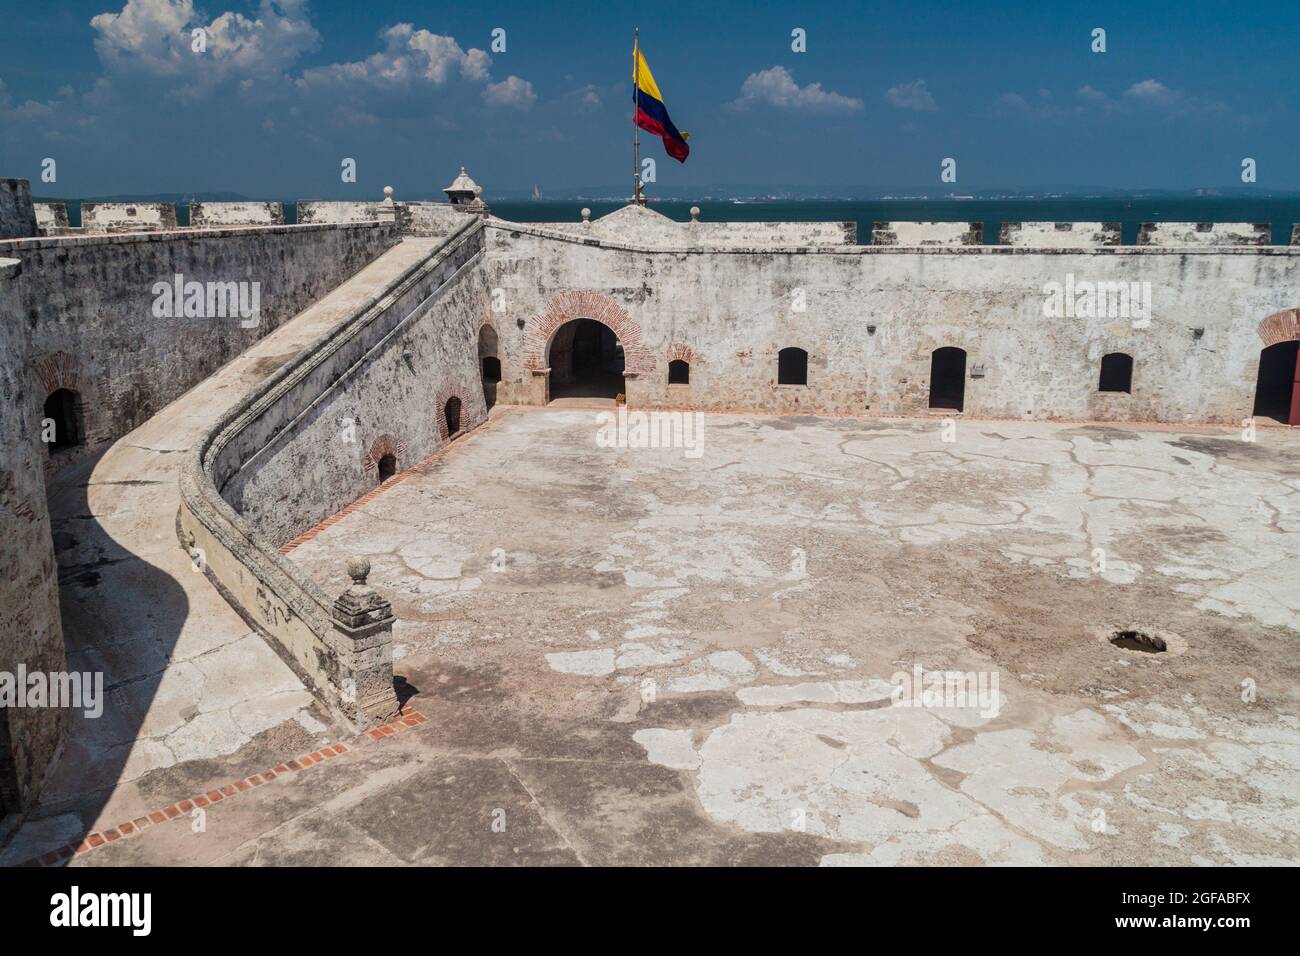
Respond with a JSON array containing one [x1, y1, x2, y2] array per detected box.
[[0, 0, 1295, 197]]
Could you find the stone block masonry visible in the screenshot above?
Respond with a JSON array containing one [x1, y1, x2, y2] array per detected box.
[[79, 201, 178, 233], [1000, 222, 1121, 247], [0, 255, 67, 818], [0, 179, 37, 239], [180, 223, 488, 726], [1138, 222, 1270, 246], [872, 221, 983, 245], [489, 208, 1300, 424], [33, 202, 70, 236], [0, 221, 402, 456], [189, 201, 286, 228]]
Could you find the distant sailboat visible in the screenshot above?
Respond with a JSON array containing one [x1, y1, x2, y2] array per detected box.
[[532, 183, 542, 200]]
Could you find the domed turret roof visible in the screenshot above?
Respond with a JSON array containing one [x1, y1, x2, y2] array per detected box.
[[444, 166, 481, 197]]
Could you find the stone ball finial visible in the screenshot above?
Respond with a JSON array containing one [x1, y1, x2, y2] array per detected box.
[[690, 206, 700, 222], [383, 186, 393, 200], [581, 207, 591, 223], [346, 556, 371, 585]]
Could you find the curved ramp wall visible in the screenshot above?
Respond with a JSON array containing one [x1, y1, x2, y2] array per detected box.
[[179, 221, 489, 727], [487, 223, 1300, 423]]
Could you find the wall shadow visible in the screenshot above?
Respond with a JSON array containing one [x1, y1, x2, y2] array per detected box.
[[15, 448, 190, 865]]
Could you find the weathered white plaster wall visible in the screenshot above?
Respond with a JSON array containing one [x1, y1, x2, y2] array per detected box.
[[297, 201, 379, 224], [80, 201, 178, 232], [487, 221, 1300, 423], [873, 221, 982, 246], [1139, 222, 1270, 246], [534, 204, 855, 246], [190, 201, 285, 227], [33, 202, 70, 235], [1000, 222, 1121, 247]]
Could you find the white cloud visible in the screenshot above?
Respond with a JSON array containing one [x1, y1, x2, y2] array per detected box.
[[729, 65, 862, 113], [91, 0, 319, 91], [996, 91, 1066, 120], [1087, 79, 1225, 118], [0, 78, 77, 124], [297, 24, 490, 90], [884, 79, 936, 112], [482, 76, 536, 110], [86, 3, 528, 115], [1122, 79, 1180, 109], [567, 84, 603, 112]]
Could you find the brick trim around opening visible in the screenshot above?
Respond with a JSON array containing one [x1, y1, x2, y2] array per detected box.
[[363, 433, 407, 479], [522, 290, 656, 376], [1258, 308, 1300, 346], [435, 386, 468, 441]]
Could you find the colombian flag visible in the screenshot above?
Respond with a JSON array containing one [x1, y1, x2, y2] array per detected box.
[[634, 47, 690, 162]]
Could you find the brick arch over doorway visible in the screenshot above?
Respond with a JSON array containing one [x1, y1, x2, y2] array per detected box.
[[363, 434, 406, 481], [33, 351, 94, 445], [522, 290, 655, 376], [34, 350, 81, 394], [1258, 308, 1300, 346], [435, 385, 469, 441]]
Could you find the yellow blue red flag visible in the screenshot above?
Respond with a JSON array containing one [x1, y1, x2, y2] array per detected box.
[[633, 46, 690, 162]]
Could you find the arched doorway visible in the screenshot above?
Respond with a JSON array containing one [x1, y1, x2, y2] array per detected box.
[[928, 347, 966, 412], [1253, 341, 1300, 425], [377, 453, 397, 483], [444, 396, 462, 437], [479, 325, 500, 410], [42, 388, 83, 453], [547, 318, 625, 400]]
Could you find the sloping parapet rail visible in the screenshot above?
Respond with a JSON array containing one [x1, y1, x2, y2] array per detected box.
[[178, 218, 485, 729]]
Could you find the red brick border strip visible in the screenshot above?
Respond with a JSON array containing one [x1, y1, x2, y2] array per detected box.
[[15, 707, 428, 868]]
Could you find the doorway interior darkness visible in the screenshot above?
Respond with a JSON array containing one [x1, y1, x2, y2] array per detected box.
[[43, 388, 82, 452], [444, 396, 462, 437], [1253, 341, 1300, 425], [928, 347, 967, 412], [548, 318, 625, 400]]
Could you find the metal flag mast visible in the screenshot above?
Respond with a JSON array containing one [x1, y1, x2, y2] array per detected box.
[[632, 28, 644, 205]]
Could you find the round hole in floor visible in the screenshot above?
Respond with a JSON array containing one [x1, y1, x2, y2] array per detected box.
[[1109, 628, 1167, 653]]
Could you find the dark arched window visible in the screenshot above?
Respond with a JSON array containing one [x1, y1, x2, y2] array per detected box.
[[377, 453, 397, 483], [668, 360, 690, 384], [42, 388, 83, 453], [928, 347, 967, 411], [1253, 341, 1300, 425], [1099, 353, 1133, 393], [778, 347, 808, 385], [445, 396, 462, 437]]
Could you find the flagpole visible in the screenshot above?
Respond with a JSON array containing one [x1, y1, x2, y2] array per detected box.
[[633, 28, 642, 205]]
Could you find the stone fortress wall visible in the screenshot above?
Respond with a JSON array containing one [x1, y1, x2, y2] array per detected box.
[[0, 221, 403, 467], [4, 170, 1300, 819], [0, 255, 67, 825], [178, 220, 489, 726], [490, 206, 1300, 422]]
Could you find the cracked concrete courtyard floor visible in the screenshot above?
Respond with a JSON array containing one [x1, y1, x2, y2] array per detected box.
[[21, 406, 1300, 866]]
